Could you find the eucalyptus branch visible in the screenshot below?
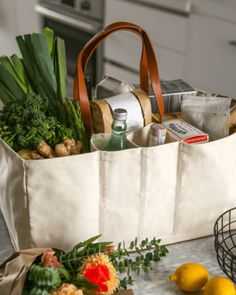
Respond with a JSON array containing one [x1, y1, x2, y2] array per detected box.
[[109, 237, 168, 288]]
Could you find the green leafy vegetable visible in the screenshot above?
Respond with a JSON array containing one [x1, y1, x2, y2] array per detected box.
[[54, 37, 67, 104], [10, 54, 29, 90], [43, 27, 54, 57], [0, 82, 15, 105], [0, 93, 73, 150], [0, 28, 89, 152], [0, 56, 28, 93], [0, 64, 25, 100]]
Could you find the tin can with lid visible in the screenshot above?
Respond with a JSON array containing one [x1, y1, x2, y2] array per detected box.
[[148, 123, 167, 146]]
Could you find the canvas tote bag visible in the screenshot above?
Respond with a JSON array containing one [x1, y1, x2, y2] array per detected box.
[[1, 22, 236, 252]]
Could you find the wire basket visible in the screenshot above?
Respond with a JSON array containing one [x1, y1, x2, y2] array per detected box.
[[214, 207, 236, 283]]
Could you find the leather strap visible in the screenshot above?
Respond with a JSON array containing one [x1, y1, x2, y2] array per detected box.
[[74, 21, 164, 135], [80, 22, 149, 93], [74, 22, 149, 133]]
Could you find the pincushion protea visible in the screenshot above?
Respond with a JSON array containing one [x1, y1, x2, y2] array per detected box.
[[80, 253, 119, 295], [40, 250, 62, 268], [51, 283, 84, 295]]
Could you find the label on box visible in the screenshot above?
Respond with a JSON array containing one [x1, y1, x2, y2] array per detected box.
[[163, 119, 209, 143]]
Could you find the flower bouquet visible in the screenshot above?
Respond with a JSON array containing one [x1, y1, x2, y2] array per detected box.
[[0, 235, 168, 295]]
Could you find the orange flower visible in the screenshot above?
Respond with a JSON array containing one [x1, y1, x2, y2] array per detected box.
[[51, 283, 84, 295], [40, 250, 62, 268], [83, 264, 110, 293], [80, 253, 119, 295]]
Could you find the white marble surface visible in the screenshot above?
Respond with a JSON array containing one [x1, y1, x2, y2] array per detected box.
[[131, 236, 224, 294], [0, 210, 225, 294]]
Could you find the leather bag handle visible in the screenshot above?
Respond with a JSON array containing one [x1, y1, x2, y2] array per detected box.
[[75, 22, 149, 135], [74, 21, 164, 135], [80, 22, 149, 93]]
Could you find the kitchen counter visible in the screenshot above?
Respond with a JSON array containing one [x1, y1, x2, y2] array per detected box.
[[0, 210, 225, 294], [131, 235, 224, 294]]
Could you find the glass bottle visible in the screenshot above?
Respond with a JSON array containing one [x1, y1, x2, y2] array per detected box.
[[104, 108, 128, 151]]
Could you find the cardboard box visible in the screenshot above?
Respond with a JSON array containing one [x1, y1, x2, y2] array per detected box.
[[163, 119, 209, 144]]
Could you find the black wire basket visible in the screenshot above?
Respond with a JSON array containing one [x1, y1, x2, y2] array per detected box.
[[214, 207, 236, 283]]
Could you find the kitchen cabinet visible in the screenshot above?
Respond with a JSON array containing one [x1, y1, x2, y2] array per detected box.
[[14, 0, 41, 34], [0, 0, 19, 55], [104, 62, 139, 84], [185, 14, 236, 97], [0, 0, 40, 56], [104, 30, 185, 83], [105, 0, 188, 52], [104, 0, 236, 97], [104, 0, 188, 83]]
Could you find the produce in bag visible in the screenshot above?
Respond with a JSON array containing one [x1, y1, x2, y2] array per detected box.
[[0, 28, 89, 156]]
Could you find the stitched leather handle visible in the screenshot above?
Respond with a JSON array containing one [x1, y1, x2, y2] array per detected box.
[[80, 22, 149, 93], [74, 22, 150, 134], [74, 21, 164, 135]]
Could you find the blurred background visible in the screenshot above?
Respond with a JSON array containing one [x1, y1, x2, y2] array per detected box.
[[0, 0, 236, 97]]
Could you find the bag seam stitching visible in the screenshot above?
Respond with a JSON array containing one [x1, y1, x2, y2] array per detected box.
[[23, 163, 34, 249], [173, 142, 181, 235]]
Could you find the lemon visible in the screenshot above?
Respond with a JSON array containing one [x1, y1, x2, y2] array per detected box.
[[169, 262, 209, 292], [204, 276, 235, 295]]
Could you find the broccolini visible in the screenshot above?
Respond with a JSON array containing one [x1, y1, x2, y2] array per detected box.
[[0, 93, 73, 151]]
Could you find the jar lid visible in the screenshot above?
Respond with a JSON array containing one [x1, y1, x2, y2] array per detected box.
[[113, 108, 127, 120], [151, 123, 167, 135]]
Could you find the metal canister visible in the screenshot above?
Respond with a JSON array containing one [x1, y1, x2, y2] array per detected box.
[[148, 123, 167, 146]]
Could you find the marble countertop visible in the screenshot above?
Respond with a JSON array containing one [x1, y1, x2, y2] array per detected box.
[[0, 210, 225, 294], [131, 236, 224, 294]]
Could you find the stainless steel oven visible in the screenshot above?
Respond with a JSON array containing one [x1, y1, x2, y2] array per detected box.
[[36, 0, 104, 96]]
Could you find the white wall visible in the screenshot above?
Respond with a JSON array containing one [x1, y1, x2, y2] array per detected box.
[[0, 0, 41, 56]]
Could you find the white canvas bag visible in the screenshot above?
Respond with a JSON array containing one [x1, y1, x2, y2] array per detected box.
[[1, 132, 236, 251], [1, 21, 236, 251]]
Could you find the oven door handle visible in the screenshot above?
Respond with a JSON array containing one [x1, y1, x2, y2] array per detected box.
[[35, 4, 99, 33]]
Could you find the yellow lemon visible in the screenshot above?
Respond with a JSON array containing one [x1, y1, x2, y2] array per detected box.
[[169, 262, 209, 292], [204, 276, 235, 295]]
